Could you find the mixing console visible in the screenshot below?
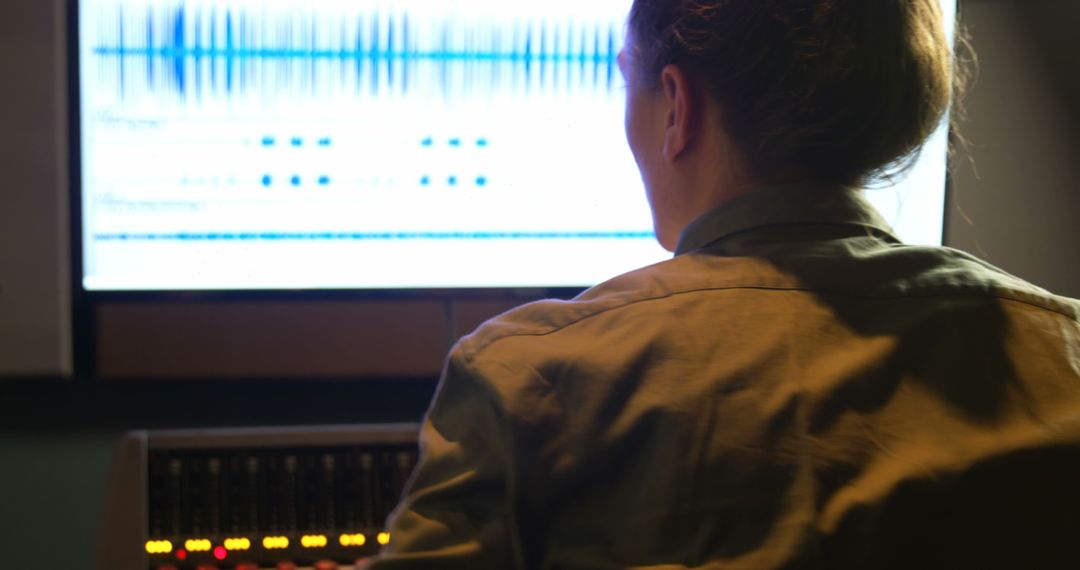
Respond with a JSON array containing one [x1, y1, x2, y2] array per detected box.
[[94, 424, 419, 570]]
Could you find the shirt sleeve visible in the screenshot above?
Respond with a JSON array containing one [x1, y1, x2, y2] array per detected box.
[[365, 346, 524, 569]]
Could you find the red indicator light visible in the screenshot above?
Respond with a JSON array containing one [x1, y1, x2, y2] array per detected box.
[[213, 545, 228, 560], [175, 549, 188, 560]]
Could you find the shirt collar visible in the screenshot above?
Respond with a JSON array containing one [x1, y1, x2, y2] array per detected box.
[[674, 185, 902, 256]]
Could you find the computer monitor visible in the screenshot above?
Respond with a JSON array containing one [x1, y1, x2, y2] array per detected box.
[[75, 0, 956, 293]]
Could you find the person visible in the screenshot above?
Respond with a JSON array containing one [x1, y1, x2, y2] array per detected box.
[[368, 1, 1080, 568]]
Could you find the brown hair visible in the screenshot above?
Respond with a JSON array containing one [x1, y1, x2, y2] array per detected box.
[[627, 0, 960, 187]]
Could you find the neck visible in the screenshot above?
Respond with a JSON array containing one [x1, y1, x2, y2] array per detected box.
[[658, 131, 755, 250]]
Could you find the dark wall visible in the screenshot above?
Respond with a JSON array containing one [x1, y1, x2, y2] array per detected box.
[[0, 0, 70, 376], [946, 0, 1080, 297], [0, 431, 116, 570]]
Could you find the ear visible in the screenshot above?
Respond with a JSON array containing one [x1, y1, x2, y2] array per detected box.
[[659, 64, 700, 163]]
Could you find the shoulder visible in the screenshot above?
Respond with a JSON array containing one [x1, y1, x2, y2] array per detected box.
[[454, 253, 786, 361], [716, 231, 1079, 319], [458, 242, 1079, 359], [867, 244, 1080, 319]]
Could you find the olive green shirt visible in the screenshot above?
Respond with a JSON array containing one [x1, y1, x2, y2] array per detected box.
[[370, 186, 1080, 569]]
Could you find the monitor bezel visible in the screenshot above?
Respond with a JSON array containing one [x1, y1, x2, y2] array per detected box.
[[67, 0, 959, 378]]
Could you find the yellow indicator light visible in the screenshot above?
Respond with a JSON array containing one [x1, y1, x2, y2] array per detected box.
[[300, 534, 328, 548], [339, 533, 367, 547], [377, 531, 391, 546], [145, 540, 173, 554], [184, 539, 212, 552], [224, 537, 251, 551], [262, 536, 290, 550]]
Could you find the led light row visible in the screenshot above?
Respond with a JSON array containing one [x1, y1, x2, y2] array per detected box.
[[185, 539, 212, 552], [263, 536, 290, 550], [223, 537, 251, 551], [147, 532, 391, 555], [340, 533, 366, 547]]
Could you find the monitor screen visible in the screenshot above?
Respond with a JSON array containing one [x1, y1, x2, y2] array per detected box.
[[77, 0, 956, 292]]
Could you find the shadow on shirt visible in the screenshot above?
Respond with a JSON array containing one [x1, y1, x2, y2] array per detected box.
[[751, 233, 1080, 568], [819, 443, 1080, 569]]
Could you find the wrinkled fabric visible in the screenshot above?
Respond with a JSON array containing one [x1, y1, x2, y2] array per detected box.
[[369, 186, 1080, 570]]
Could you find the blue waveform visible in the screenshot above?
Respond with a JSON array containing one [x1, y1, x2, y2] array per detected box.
[[92, 4, 623, 100]]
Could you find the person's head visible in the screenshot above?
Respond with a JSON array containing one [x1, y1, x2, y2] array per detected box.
[[621, 0, 957, 250]]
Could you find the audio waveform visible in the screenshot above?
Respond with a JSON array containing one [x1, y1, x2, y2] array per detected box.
[[91, 3, 623, 101]]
